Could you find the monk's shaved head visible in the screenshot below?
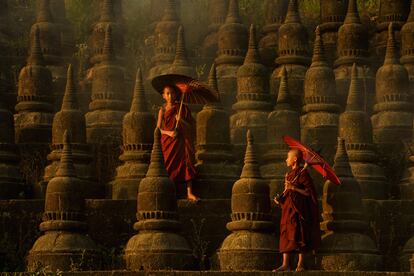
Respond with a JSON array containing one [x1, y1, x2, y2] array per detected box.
[[286, 149, 303, 167], [289, 149, 303, 163]]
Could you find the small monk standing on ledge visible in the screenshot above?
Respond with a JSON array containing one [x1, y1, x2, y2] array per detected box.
[[273, 149, 321, 272], [157, 85, 199, 201]]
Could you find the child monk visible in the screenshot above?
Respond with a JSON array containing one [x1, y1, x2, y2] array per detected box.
[[157, 85, 199, 201], [273, 149, 320, 272]]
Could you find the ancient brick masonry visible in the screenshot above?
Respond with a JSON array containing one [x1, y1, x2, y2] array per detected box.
[[271, 0, 310, 113], [195, 63, 239, 199], [219, 130, 278, 271], [339, 64, 387, 200], [111, 68, 156, 200], [124, 128, 193, 270], [27, 130, 101, 272], [40, 65, 98, 199], [262, 66, 300, 198], [258, 0, 289, 69], [319, 137, 381, 271], [215, 0, 248, 110]]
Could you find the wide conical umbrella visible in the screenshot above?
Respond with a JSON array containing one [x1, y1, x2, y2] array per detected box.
[[282, 135, 341, 185], [152, 74, 219, 128]]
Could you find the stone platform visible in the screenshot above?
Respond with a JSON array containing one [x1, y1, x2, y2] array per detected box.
[[1, 199, 414, 272]]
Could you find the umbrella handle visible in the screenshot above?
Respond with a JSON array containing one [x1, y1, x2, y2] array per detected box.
[[175, 93, 185, 130]]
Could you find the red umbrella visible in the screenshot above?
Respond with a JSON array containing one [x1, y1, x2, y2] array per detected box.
[[282, 135, 341, 185], [152, 74, 219, 128]]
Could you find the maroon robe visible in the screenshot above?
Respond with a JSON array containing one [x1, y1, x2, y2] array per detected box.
[[160, 103, 197, 183], [278, 166, 321, 253]]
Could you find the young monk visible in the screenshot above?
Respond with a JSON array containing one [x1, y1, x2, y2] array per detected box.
[[157, 85, 199, 201], [273, 149, 320, 272]]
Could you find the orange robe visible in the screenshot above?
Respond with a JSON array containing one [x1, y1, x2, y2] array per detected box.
[[278, 166, 321, 253], [160, 103, 197, 183]]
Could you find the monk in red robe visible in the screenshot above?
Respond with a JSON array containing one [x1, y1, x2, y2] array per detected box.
[[157, 85, 199, 201], [273, 149, 320, 272]]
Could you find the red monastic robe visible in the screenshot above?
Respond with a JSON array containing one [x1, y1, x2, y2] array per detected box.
[[278, 166, 321, 253], [161, 103, 197, 183]]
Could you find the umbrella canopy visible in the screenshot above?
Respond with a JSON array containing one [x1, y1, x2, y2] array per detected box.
[[151, 74, 219, 104], [282, 135, 341, 185]]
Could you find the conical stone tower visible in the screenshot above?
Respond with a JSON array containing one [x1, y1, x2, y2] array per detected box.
[[262, 66, 300, 197], [258, 0, 289, 69], [374, 0, 410, 69], [319, 137, 381, 271], [124, 128, 193, 270], [271, 0, 310, 113], [339, 63, 387, 200], [219, 130, 278, 270], [372, 23, 413, 197], [41, 65, 99, 199], [89, 0, 125, 66], [201, 0, 228, 60], [230, 24, 272, 162], [85, 25, 128, 195], [301, 26, 340, 168], [334, 0, 375, 114], [401, 1, 414, 102], [319, 0, 348, 66], [169, 25, 196, 77], [27, 130, 100, 272], [15, 27, 54, 197], [0, 85, 23, 199], [215, 0, 248, 110], [30, 0, 66, 109], [195, 63, 239, 199], [112, 68, 156, 199]]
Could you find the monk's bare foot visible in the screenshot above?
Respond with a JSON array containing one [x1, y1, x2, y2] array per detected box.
[[295, 265, 305, 272], [272, 265, 290, 272], [187, 193, 199, 202]]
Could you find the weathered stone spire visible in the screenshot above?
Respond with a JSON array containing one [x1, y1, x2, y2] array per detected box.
[[28, 27, 45, 66], [311, 26, 326, 66], [172, 25, 189, 66], [27, 130, 100, 272], [284, 0, 300, 24], [319, 137, 381, 271], [319, 0, 348, 66], [302, 25, 339, 189], [334, 0, 372, 113], [61, 64, 78, 110], [124, 127, 192, 270], [162, 0, 178, 21], [346, 63, 363, 112], [263, 66, 300, 197], [384, 23, 399, 65], [231, 23, 271, 162], [219, 131, 277, 270], [244, 24, 260, 64], [271, 0, 310, 113], [339, 64, 387, 199], [215, 0, 248, 110], [225, 0, 241, 24], [195, 63, 238, 199], [112, 67, 155, 199], [100, 0, 115, 22], [102, 25, 115, 62], [275, 66, 291, 109], [130, 68, 147, 112], [401, 0, 414, 103], [37, 0, 53, 23], [258, 0, 289, 68]]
